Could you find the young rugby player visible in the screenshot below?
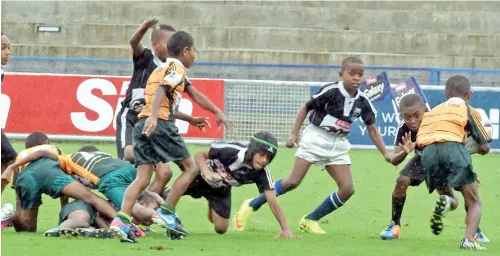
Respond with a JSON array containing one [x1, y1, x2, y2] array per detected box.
[[115, 17, 209, 194], [1, 32, 17, 230], [10, 144, 166, 242], [1, 133, 118, 232], [160, 132, 298, 238], [111, 31, 234, 240], [415, 75, 491, 250], [43, 199, 114, 238], [44, 191, 163, 239], [234, 57, 391, 234], [379, 94, 489, 243]]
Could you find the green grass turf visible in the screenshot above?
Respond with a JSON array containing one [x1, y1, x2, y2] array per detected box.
[[2, 141, 499, 255]]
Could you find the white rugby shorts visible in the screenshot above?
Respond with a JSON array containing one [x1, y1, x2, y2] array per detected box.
[[295, 124, 351, 169]]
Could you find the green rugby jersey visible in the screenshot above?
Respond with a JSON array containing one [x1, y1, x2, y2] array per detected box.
[[70, 151, 130, 178]]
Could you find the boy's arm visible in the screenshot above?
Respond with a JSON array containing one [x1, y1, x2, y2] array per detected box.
[[185, 86, 234, 132], [387, 132, 415, 166], [1, 150, 58, 193], [468, 107, 492, 155], [174, 111, 211, 131], [287, 105, 309, 147], [366, 124, 391, 162], [264, 189, 297, 238], [130, 17, 159, 57], [194, 151, 221, 181], [388, 146, 408, 166]]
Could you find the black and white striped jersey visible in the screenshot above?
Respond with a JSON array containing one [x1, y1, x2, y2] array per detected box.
[[121, 48, 164, 112], [203, 142, 274, 193], [394, 122, 422, 152], [306, 81, 377, 135]]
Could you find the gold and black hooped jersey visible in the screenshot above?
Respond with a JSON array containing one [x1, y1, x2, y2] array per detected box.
[[417, 97, 492, 147], [70, 151, 130, 178], [138, 58, 191, 121]]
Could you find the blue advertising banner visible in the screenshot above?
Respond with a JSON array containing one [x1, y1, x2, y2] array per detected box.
[[309, 85, 500, 150]]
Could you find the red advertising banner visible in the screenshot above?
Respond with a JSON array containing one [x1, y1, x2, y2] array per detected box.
[[1, 73, 224, 139]]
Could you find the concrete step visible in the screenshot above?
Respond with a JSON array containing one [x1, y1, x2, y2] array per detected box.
[[3, 22, 499, 57], [213, 1, 500, 11], [3, 2, 500, 34], [10, 44, 500, 69]]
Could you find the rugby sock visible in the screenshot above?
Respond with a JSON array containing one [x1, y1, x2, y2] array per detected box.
[[249, 179, 286, 211], [117, 211, 132, 224], [160, 204, 175, 214], [306, 191, 344, 221], [392, 195, 406, 226]]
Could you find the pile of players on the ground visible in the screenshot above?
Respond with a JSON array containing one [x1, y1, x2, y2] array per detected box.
[[0, 19, 493, 251]]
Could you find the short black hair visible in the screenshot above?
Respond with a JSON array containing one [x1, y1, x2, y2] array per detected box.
[[341, 56, 363, 70], [151, 24, 176, 42], [167, 31, 194, 57], [400, 94, 425, 109], [78, 145, 99, 152], [25, 131, 49, 148], [445, 75, 471, 98]]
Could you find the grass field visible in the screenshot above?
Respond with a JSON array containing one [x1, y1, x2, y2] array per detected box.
[[1, 141, 499, 255]]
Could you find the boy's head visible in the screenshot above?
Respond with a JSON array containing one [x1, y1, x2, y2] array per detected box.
[[1, 32, 11, 65], [339, 56, 364, 91], [167, 31, 196, 68], [444, 75, 472, 101], [246, 132, 278, 170], [138, 192, 160, 209], [399, 94, 426, 132], [25, 131, 50, 148], [151, 24, 176, 62], [78, 145, 99, 152]]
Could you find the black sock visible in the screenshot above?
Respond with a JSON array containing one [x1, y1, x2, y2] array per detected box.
[[392, 195, 406, 226]]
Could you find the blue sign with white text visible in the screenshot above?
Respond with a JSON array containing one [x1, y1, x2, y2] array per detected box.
[[309, 86, 500, 150]]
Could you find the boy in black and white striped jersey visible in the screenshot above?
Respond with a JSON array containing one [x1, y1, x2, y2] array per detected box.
[[235, 57, 392, 234], [161, 132, 298, 238]]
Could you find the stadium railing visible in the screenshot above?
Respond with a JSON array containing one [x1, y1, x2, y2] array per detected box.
[[8, 56, 500, 87]]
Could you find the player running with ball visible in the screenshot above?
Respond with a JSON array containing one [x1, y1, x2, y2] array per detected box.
[[416, 76, 491, 250], [379, 93, 490, 243]]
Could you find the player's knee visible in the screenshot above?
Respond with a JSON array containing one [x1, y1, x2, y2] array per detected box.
[[338, 184, 355, 200], [155, 164, 173, 181], [214, 223, 228, 234], [178, 161, 198, 177], [396, 176, 411, 188]]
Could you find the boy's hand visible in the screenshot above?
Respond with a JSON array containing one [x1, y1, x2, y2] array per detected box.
[[399, 132, 416, 154], [215, 112, 234, 133], [276, 229, 300, 239], [1, 169, 11, 184], [142, 117, 158, 136], [286, 134, 298, 148], [190, 116, 211, 132], [142, 17, 160, 29], [203, 170, 222, 182]]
